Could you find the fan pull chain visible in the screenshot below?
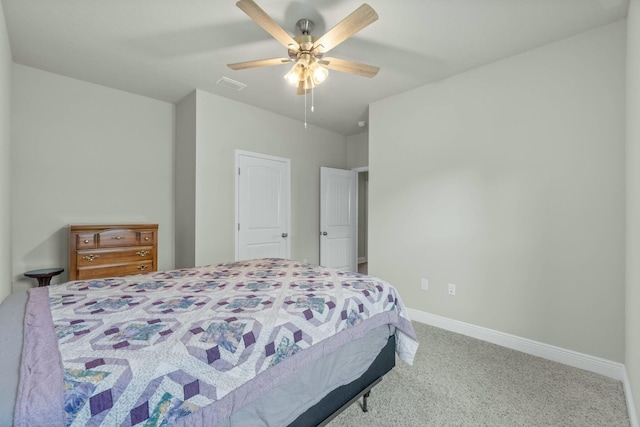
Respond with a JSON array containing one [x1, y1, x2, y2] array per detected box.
[[311, 86, 315, 113], [304, 89, 308, 129]]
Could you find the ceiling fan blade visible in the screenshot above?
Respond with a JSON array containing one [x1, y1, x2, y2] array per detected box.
[[236, 0, 300, 50], [312, 4, 378, 54], [228, 57, 293, 70], [319, 57, 379, 78]]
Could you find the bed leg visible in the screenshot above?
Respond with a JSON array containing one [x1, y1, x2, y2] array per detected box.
[[362, 391, 371, 412]]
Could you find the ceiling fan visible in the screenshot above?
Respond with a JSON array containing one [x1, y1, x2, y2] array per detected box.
[[227, 0, 380, 95]]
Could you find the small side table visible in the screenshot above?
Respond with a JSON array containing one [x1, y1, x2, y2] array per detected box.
[[24, 268, 64, 287]]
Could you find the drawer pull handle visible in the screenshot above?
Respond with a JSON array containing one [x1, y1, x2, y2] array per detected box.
[[136, 250, 150, 257], [144, 237, 150, 241], [83, 239, 90, 244], [82, 254, 100, 262], [138, 265, 149, 271], [113, 236, 124, 240]]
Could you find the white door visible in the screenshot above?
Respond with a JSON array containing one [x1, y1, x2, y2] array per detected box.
[[236, 151, 290, 261], [320, 167, 357, 271]]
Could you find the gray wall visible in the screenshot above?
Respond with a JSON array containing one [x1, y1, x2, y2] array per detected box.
[[175, 89, 347, 267], [174, 91, 197, 269], [347, 131, 368, 169], [627, 0, 640, 420], [369, 22, 626, 362], [11, 65, 176, 292], [0, 3, 10, 301]]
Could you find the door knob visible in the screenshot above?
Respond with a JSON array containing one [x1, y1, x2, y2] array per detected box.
[[282, 233, 288, 238], [322, 231, 328, 236]]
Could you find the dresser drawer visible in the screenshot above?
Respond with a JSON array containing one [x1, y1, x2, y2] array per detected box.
[[98, 229, 138, 247], [139, 231, 155, 244], [76, 233, 97, 249], [77, 247, 154, 267], [75, 261, 154, 281]]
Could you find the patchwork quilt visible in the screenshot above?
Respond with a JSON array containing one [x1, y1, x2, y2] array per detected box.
[[14, 259, 418, 427]]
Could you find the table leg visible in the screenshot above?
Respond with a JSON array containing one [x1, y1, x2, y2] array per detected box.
[[37, 277, 52, 287]]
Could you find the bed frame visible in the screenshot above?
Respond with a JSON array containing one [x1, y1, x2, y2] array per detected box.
[[288, 334, 397, 427]]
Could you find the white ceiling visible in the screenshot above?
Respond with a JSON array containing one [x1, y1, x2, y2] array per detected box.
[[2, 0, 629, 135]]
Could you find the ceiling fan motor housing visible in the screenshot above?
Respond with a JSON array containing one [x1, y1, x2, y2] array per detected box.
[[289, 34, 320, 61]]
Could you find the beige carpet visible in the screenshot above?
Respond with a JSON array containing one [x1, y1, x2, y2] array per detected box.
[[328, 322, 630, 426]]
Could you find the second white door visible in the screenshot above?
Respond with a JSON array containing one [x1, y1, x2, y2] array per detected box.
[[320, 167, 357, 272], [237, 151, 290, 261]]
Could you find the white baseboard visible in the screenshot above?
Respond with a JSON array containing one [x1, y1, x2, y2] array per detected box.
[[407, 308, 638, 427], [623, 367, 640, 427]]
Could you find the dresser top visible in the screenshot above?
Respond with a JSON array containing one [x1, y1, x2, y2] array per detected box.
[[69, 223, 158, 231]]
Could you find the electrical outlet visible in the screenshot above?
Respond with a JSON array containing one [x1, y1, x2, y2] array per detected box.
[[421, 278, 429, 291], [448, 283, 456, 296]]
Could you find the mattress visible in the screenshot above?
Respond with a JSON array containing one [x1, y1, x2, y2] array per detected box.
[[3, 259, 418, 426], [0, 290, 393, 426]]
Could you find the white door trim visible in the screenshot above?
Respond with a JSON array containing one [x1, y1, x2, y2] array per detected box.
[[235, 150, 291, 261], [352, 167, 369, 267]]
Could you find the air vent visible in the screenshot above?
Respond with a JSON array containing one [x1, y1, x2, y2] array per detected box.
[[216, 76, 247, 91]]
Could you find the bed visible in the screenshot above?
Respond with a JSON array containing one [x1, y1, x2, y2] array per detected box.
[[1, 258, 418, 427]]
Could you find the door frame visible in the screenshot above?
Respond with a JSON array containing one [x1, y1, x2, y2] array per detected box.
[[235, 150, 291, 261], [352, 166, 369, 269]]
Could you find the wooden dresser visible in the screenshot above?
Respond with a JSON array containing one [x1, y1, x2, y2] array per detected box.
[[69, 224, 158, 281]]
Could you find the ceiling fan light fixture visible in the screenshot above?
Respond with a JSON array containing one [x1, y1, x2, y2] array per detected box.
[[302, 76, 314, 90], [284, 64, 302, 86], [310, 63, 328, 84], [284, 61, 328, 88]]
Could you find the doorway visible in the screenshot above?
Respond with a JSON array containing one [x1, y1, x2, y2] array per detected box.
[[357, 170, 368, 275], [354, 167, 368, 275], [320, 167, 357, 272], [319, 166, 369, 273]]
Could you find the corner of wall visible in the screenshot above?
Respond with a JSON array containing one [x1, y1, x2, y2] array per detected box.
[[174, 91, 197, 268], [627, 1, 640, 425], [0, 0, 12, 301]]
